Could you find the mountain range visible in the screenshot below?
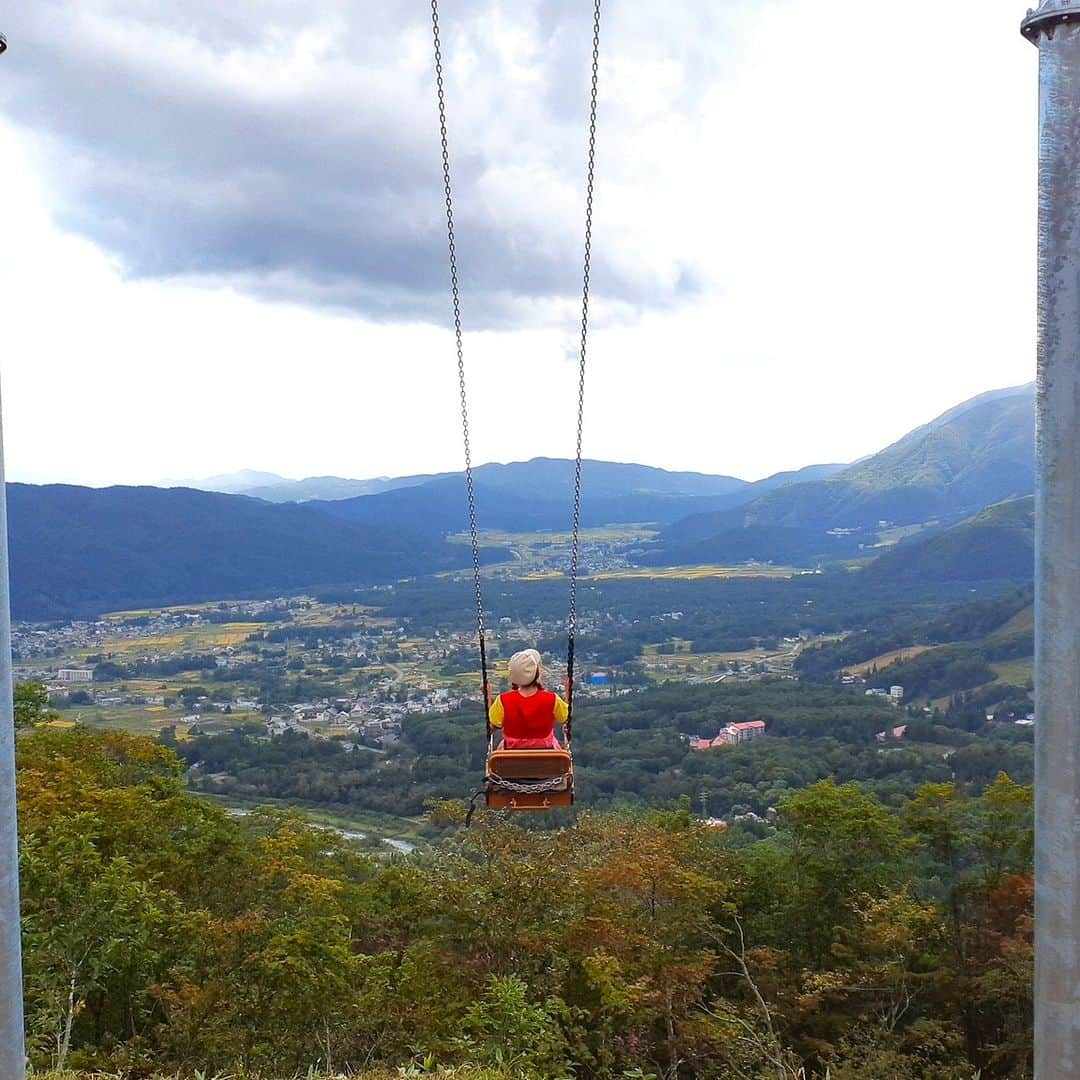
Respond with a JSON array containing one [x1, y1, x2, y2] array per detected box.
[[306, 460, 848, 538], [168, 470, 431, 502], [176, 459, 847, 508], [8, 382, 1035, 619], [643, 383, 1034, 567]]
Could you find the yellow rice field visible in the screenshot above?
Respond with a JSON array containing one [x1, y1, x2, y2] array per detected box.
[[592, 564, 797, 581], [97, 622, 264, 655]]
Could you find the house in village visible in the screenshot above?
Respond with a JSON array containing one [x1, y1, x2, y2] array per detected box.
[[266, 715, 302, 737]]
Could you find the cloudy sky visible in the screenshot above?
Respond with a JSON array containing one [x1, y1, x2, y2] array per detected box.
[[0, 0, 1038, 487]]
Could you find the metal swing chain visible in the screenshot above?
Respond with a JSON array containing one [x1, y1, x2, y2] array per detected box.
[[431, 0, 490, 733], [565, 0, 601, 751], [431, 0, 601, 753]]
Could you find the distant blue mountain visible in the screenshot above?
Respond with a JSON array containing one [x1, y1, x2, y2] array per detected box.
[[199, 457, 848, 507], [308, 459, 850, 536], [311, 479, 743, 536], [468, 459, 749, 499]]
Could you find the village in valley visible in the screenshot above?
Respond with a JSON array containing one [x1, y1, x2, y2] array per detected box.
[[13, 597, 478, 745], [12, 583, 915, 753]]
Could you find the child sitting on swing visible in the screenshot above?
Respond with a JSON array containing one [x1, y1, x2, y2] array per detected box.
[[486, 649, 571, 750]]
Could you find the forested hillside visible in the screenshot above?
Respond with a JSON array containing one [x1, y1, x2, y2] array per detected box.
[[6, 484, 503, 620], [348, 572, 1005, 654], [797, 584, 1034, 716], [865, 496, 1034, 584], [180, 678, 1034, 820], [19, 727, 1032, 1078], [728, 385, 1034, 530], [312, 478, 746, 537], [4, 462, 848, 619]]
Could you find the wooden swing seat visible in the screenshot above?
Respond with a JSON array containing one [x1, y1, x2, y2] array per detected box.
[[485, 747, 574, 810]]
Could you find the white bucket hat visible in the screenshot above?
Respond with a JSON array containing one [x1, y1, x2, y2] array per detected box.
[[508, 648, 542, 687]]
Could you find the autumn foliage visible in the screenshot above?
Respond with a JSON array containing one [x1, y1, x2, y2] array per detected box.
[[17, 728, 1032, 1078]]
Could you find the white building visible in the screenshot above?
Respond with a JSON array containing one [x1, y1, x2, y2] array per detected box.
[[56, 668, 94, 684]]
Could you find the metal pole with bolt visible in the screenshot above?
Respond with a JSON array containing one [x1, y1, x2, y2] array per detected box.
[[1022, 3, 1080, 1075], [0, 29, 26, 1080]]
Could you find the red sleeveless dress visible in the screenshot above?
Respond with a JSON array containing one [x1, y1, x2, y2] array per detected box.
[[498, 689, 562, 750]]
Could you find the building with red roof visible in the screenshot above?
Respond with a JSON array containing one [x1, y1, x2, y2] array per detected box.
[[691, 720, 767, 749]]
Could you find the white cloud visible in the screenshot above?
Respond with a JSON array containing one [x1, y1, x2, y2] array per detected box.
[[0, 0, 1038, 487]]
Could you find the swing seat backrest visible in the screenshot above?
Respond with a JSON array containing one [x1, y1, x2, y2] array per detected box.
[[487, 748, 572, 781]]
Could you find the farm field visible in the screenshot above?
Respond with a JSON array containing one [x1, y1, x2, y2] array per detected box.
[[639, 637, 816, 680], [83, 621, 267, 656], [592, 564, 798, 581], [446, 524, 667, 580], [451, 524, 660, 546], [63, 704, 263, 736]]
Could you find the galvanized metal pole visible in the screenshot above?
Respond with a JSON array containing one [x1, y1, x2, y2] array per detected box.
[[0, 421, 24, 1078], [1022, 4, 1080, 1075], [0, 31, 25, 1080]]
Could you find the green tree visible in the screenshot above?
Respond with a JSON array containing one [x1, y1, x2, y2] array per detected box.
[[15, 680, 57, 729], [745, 781, 907, 964], [20, 816, 168, 1068], [454, 976, 569, 1078]]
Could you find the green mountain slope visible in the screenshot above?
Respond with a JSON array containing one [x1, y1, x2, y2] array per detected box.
[[865, 496, 1034, 584], [649, 385, 1033, 566], [685, 385, 1031, 534], [796, 581, 1034, 708]]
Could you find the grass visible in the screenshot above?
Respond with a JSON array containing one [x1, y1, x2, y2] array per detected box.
[[991, 657, 1034, 687], [59, 705, 168, 734], [873, 521, 937, 547], [991, 603, 1034, 638], [844, 645, 933, 676]]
